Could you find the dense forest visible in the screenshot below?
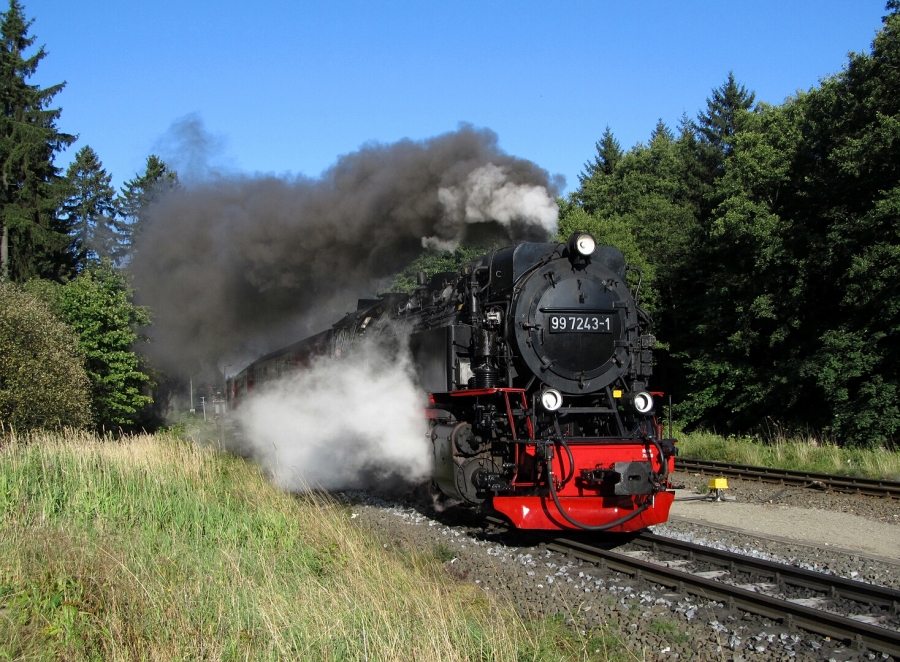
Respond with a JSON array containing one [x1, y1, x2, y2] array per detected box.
[[1, 0, 899, 446]]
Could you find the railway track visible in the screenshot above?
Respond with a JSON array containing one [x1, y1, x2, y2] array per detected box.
[[544, 530, 900, 658], [675, 458, 900, 498]]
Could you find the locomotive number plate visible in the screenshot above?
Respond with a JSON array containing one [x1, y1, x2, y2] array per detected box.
[[548, 315, 612, 333]]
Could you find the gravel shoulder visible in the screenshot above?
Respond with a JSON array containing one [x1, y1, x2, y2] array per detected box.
[[669, 490, 900, 560], [670, 472, 900, 559]]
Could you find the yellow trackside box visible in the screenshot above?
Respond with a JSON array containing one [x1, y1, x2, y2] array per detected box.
[[708, 478, 729, 490]]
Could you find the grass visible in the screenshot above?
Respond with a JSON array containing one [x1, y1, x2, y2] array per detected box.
[[648, 617, 689, 645], [0, 428, 619, 661], [675, 425, 900, 481]]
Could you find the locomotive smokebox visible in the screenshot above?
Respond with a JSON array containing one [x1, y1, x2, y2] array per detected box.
[[510, 242, 636, 394]]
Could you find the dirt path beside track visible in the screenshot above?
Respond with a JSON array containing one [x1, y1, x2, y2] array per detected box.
[[669, 476, 900, 560]]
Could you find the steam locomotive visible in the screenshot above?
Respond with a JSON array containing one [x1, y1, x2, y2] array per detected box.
[[227, 233, 676, 531]]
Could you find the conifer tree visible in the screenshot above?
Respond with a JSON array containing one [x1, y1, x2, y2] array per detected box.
[[580, 126, 622, 181], [650, 119, 675, 143], [693, 72, 756, 158], [61, 145, 119, 269], [116, 155, 178, 262], [0, 0, 74, 282]]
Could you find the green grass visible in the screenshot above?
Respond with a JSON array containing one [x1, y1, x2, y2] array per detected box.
[[675, 426, 900, 481], [0, 429, 637, 661]]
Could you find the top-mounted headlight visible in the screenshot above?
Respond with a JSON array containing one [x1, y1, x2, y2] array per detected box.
[[567, 232, 596, 257]]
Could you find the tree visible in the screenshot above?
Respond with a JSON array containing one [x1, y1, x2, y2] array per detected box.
[[0, 281, 92, 430], [61, 145, 119, 270], [575, 121, 703, 300], [674, 1, 900, 444], [388, 244, 490, 293], [676, 105, 806, 432], [693, 72, 756, 159], [0, 0, 75, 283], [580, 126, 623, 182], [116, 155, 178, 262], [650, 119, 675, 143], [27, 261, 153, 430], [560, 6, 900, 445]]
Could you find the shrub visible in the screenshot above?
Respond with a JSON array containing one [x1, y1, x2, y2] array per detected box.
[[0, 282, 93, 431], [25, 262, 152, 431]]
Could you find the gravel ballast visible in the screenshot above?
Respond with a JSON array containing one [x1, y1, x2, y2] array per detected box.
[[344, 472, 900, 661]]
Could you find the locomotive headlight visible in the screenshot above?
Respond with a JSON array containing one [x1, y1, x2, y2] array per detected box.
[[572, 233, 596, 256], [630, 391, 654, 414], [540, 388, 563, 411]]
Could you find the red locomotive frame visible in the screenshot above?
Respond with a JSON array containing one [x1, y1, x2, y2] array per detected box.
[[430, 387, 675, 532]]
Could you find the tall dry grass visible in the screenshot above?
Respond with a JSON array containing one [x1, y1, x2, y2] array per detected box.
[[0, 429, 588, 661], [675, 426, 900, 480]]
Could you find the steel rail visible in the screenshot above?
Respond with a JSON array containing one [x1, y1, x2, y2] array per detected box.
[[546, 536, 900, 658], [675, 458, 900, 498], [630, 532, 900, 608]]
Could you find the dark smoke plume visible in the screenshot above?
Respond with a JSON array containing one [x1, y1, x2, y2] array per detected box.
[[130, 123, 562, 372]]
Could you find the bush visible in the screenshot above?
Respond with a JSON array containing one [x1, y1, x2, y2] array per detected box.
[[25, 262, 153, 431], [0, 282, 93, 431]]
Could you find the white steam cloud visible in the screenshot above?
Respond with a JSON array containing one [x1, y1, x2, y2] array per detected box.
[[425, 163, 559, 251], [232, 340, 431, 491]]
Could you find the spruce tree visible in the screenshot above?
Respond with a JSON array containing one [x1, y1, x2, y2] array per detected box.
[[61, 146, 119, 269], [116, 155, 178, 262], [693, 72, 756, 158], [580, 126, 622, 181], [0, 0, 74, 282], [650, 119, 675, 143]]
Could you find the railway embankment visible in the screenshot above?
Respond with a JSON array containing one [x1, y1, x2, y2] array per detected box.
[[0, 430, 579, 662], [7, 429, 897, 660], [675, 430, 900, 483]]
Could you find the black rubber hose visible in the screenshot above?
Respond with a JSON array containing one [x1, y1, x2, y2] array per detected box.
[[648, 436, 669, 483], [555, 434, 575, 484], [546, 455, 652, 531], [552, 418, 575, 484]]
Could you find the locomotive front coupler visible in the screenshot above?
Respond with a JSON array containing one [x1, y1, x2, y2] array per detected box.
[[579, 464, 659, 496]]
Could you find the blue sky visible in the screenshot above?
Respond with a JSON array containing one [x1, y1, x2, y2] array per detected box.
[[25, 0, 890, 194]]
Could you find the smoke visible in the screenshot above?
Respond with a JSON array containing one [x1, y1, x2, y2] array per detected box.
[[427, 163, 559, 251], [232, 338, 431, 492], [130, 122, 561, 373], [153, 113, 235, 183]]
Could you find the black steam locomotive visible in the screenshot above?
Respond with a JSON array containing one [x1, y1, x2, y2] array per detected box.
[[228, 233, 675, 531]]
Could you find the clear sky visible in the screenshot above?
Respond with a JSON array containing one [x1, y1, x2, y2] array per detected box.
[[24, 0, 890, 194]]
